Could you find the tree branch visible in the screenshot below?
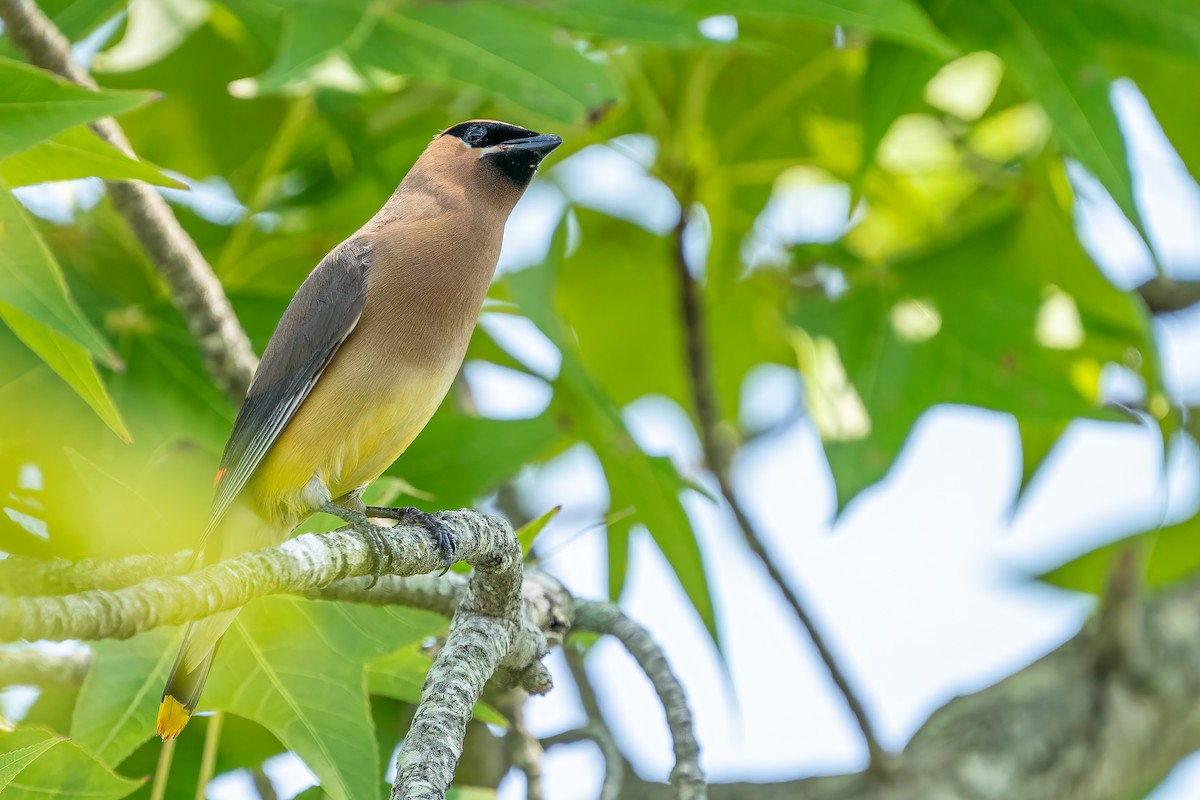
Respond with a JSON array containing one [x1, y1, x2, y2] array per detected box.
[[0, 510, 511, 642], [0, 551, 194, 595], [0, 0, 258, 401], [622, 573, 1200, 800], [0, 515, 703, 800], [386, 510, 549, 800], [574, 600, 705, 800], [563, 645, 627, 800], [670, 211, 888, 772]]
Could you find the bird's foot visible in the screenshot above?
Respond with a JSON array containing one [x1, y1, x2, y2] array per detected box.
[[365, 506, 456, 576], [321, 501, 389, 588]]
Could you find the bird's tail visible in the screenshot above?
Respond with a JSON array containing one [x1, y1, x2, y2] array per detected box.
[[157, 609, 237, 739], [156, 497, 285, 739]]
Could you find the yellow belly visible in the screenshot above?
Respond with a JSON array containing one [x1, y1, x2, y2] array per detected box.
[[246, 363, 457, 525]]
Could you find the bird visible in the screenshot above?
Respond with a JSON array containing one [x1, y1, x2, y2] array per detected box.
[[156, 120, 562, 739]]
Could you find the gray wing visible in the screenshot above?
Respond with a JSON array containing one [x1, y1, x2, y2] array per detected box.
[[206, 238, 370, 536]]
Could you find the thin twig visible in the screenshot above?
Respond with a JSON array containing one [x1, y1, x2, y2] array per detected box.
[[150, 738, 176, 800], [1136, 276, 1200, 315], [0, 0, 258, 401], [671, 211, 889, 773], [565, 645, 627, 800], [573, 600, 705, 800], [0, 649, 90, 687]]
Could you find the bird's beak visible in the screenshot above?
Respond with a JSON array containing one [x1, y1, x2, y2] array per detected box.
[[504, 134, 562, 159]]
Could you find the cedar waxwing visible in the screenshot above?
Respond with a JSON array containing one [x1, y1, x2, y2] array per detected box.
[[156, 120, 562, 738]]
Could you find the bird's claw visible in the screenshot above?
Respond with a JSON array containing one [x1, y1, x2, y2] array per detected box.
[[366, 505, 455, 575]]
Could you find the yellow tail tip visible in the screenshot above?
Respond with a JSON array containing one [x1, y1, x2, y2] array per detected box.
[[156, 696, 191, 740]]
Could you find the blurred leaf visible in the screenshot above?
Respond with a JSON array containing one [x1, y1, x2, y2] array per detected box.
[[203, 597, 444, 800], [1040, 513, 1199, 594], [1013, 418, 1067, 511], [928, 0, 1144, 234], [367, 642, 507, 727], [1086, 0, 1200, 59], [1108, 47, 1200, 186], [0, 57, 154, 159], [692, 0, 956, 54], [0, 125, 183, 188], [860, 41, 946, 177], [531, 0, 707, 45], [518, 505, 561, 554], [251, 1, 620, 123], [792, 172, 1156, 509], [0, 181, 116, 363], [0, 304, 130, 442], [71, 628, 179, 767], [0, 728, 143, 800], [94, 0, 213, 73]]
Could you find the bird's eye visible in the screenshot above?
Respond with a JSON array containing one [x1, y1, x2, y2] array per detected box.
[[464, 126, 488, 145]]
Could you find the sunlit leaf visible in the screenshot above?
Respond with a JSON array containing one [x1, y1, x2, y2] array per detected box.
[[0, 728, 143, 800], [0, 734, 61, 792], [71, 628, 180, 767], [928, 0, 1145, 234], [0, 304, 130, 442], [203, 597, 444, 800], [791, 170, 1157, 509]]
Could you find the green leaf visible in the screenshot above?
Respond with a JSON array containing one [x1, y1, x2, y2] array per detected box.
[[0, 728, 143, 800], [692, 0, 956, 55], [367, 642, 507, 727], [0, 125, 184, 187], [1086, 0, 1200, 59], [0, 304, 131, 442], [928, 0, 1144, 234], [518, 505, 562, 554], [505, 219, 720, 645], [792, 171, 1158, 509], [203, 597, 444, 800], [0, 181, 117, 364], [71, 628, 180, 767], [250, 1, 621, 123], [0, 57, 154, 160], [0, 734, 61, 793], [364, 2, 621, 123], [391, 407, 566, 510]]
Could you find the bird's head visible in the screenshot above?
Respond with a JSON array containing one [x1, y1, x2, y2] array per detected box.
[[417, 120, 561, 208]]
